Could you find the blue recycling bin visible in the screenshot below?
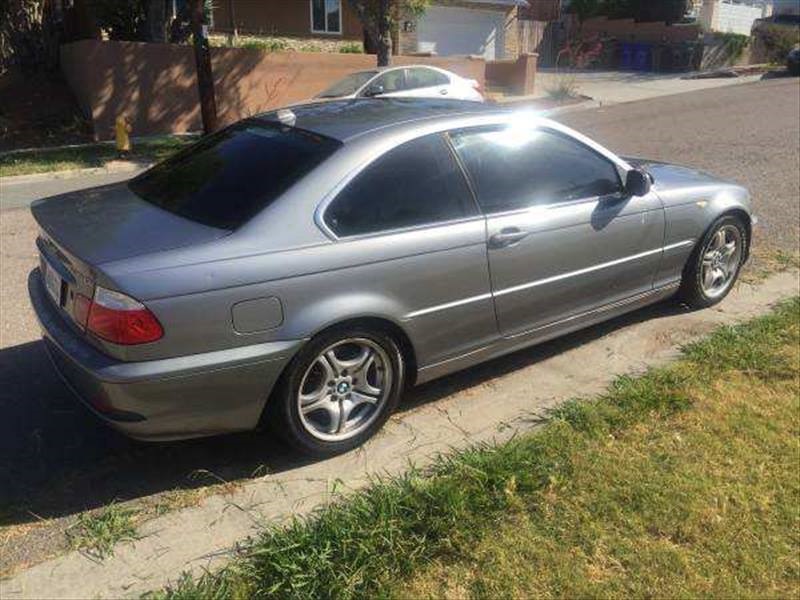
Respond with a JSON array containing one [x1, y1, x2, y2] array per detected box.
[[620, 42, 634, 70], [633, 43, 652, 71]]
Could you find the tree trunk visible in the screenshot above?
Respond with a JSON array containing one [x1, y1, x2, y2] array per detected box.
[[226, 0, 238, 46], [146, 0, 167, 43], [376, 0, 392, 67], [191, 0, 218, 135]]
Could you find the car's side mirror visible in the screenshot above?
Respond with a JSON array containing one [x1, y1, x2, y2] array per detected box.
[[625, 169, 651, 197], [363, 84, 385, 97]]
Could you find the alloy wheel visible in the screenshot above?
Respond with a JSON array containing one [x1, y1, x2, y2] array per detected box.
[[700, 224, 742, 299], [297, 338, 392, 441]]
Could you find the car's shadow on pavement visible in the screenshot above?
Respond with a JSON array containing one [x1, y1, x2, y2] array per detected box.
[[0, 299, 690, 526]]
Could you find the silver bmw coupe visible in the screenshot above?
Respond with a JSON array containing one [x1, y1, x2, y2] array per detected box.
[[30, 99, 753, 456]]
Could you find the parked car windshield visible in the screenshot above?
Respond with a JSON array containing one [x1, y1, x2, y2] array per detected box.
[[129, 120, 341, 229], [317, 70, 378, 98]]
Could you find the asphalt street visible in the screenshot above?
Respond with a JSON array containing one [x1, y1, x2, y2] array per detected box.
[[0, 169, 143, 211], [559, 77, 800, 252], [0, 76, 798, 574]]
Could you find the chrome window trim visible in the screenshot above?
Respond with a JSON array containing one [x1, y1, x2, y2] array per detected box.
[[317, 214, 486, 243], [314, 132, 483, 241], [313, 114, 637, 241]]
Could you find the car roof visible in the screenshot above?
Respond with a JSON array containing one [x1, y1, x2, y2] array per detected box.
[[352, 64, 447, 74], [256, 98, 504, 142]]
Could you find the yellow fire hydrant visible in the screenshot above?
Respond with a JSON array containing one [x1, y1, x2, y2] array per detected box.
[[115, 115, 132, 158]]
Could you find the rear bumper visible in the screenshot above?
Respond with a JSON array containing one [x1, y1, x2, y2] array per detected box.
[[28, 269, 303, 441]]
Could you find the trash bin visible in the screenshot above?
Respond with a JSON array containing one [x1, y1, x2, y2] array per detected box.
[[633, 43, 652, 71], [620, 42, 634, 70]]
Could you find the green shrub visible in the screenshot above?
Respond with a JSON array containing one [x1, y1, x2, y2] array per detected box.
[[718, 32, 749, 62], [240, 38, 289, 52], [339, 43, 364, 54], [753, 23, 800, 63]]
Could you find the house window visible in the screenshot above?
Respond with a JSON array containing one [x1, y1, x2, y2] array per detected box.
[[311, 0, 342, 34]]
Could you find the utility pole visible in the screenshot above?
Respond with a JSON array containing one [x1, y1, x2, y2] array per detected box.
[[227, 0, 238, 46], [191, 0, 218, 134]]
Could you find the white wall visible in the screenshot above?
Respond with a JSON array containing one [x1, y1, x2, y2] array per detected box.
[[705, 1, 772, 34]]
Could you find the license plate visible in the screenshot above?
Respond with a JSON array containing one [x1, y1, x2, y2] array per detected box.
[[43, 258, 63, 305]]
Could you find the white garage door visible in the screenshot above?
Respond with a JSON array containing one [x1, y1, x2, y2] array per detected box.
[[417, 6, 506, 60]]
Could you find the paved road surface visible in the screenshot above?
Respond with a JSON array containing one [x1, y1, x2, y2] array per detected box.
[[0, 169, 144, 211], [559, 77, 800, 252], [0, 77, 798, 577]]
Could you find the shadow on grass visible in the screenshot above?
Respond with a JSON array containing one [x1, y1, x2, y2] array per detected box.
[[0, 299, 688, 526]]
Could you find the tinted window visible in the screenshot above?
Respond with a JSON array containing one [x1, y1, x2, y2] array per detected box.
[[405, 67, 449, 89], [369, 69, 406, 93], [450, 127, 622, 213], [129, 121, 341, 229], [318, 70, 377, 98], [325, 134, 477, 236]]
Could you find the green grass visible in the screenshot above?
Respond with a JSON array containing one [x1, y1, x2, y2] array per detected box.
[[239, 38, 290, 52], [339, 43, 364, 54], [159, 298, 800, 599], [65, 501, 139, 560], [0, 136, 194, 178], [741, 248, 800, 284]]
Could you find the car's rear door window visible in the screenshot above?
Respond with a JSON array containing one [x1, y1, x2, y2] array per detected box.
[[368, 69, 407, 94], [449, 127, 622, 214], [324, 133, 478, 237], [129, 120, 341, 229], [405, 67, 449, 90]]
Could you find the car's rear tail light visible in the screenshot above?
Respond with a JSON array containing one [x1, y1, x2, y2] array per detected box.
[[85, 286, 163, 345]]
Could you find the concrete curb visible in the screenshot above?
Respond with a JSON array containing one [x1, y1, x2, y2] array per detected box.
[[0, 161, 153, 187], [1, 271, 797, 599]]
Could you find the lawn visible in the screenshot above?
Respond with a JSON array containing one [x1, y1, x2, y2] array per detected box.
[[161, 298, 800, 599], [0, 136, 194, 178]]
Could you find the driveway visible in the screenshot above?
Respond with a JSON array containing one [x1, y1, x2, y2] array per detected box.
[[1, 77, 798, 593]]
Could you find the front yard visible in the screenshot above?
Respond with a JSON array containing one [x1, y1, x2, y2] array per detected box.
[[163, 298, 800, 599]]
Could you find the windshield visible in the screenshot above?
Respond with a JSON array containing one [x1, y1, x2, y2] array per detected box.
[[129, 120, 341, 229], [316, 71, 378, 98]]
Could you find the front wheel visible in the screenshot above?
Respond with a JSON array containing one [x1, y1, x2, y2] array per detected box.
[[267, 326, 405, 457], [678, 215, 747, 309]]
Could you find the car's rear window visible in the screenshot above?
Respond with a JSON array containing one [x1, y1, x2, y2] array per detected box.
[[129, 120, 341, 229]]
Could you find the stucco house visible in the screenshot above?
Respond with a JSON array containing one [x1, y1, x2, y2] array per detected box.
[[212, 0, 558, 60]]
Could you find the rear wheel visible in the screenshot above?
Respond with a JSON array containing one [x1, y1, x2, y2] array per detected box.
[[268, 326, 405, 457], [678, 215, 747, 308]]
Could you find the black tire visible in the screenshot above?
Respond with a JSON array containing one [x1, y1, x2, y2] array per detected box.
[[266, 325, 405, 457], [678, 214, 748, 309]]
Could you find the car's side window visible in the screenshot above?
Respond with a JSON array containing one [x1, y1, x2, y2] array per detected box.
[[369, 69, 406, 93], [449, 126, 623, 214], [405, 67, 449, 90], [324, 134, 478, 237]]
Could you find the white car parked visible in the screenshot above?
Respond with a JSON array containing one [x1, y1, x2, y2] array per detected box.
[[315, 65, 484, 102]]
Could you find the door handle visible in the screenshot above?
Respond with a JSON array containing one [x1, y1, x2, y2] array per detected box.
[[489, 228, 528, 248], [439, 89, 448, 95]]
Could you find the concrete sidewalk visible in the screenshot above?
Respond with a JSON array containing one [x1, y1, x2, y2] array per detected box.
[[532, 69, 764, 105]]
